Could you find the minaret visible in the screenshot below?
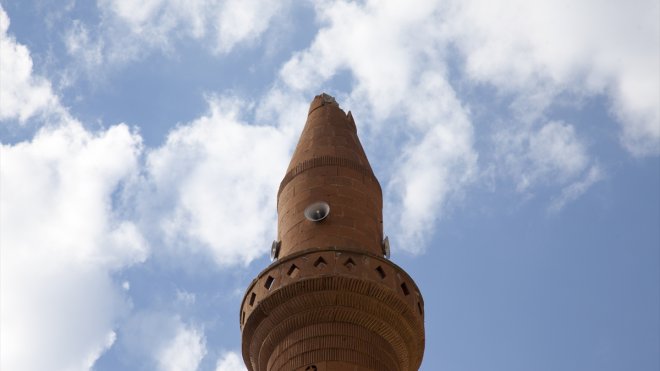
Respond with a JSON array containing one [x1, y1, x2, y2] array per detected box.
[[240, 94, 425, 371]]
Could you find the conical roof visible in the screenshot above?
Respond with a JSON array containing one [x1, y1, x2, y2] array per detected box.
[[285, 93, 374, 175]]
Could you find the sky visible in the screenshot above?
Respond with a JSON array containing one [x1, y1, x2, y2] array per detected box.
[[0, 0, 658, 370]]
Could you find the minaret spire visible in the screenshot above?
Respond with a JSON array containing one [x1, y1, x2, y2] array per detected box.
[[276, 93, 383, 259], [240, 94, 425, 371]]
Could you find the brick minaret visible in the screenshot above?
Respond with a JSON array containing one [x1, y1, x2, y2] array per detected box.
[[240, 94, 425, 371]]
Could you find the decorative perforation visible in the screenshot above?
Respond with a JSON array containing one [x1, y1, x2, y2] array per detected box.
[[287, 264, 300, 278], [265, 276, 275, 290], [344, 257, 356, 270], [375, 266, 386, 279], [241, 249, 425, 335], [400, 282, 410, 296]]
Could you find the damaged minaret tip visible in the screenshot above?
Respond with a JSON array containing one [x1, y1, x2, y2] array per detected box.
[[240, 93, 425, 371]]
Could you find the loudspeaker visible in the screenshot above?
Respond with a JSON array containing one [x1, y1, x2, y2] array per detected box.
[[304, 201, 330, 222], [382, 236, 391, 259], [271, 240, 281, 261]]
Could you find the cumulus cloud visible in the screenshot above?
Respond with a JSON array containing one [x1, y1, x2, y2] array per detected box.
[[64, 0, 287, 70], [386, 72, 477, 251], [213, 0, 284, 54], [1, 9, 148, 368], [215, 351, 246, 371], [280, 0, 447, 120], [100, 0, 209, 45], [119, 312, 207, 371], [0, 6, 61, 122], [446, 0, 659, 155], [253, 88, 313, 145], [141, 96, 291, 266], [0, 120, 147, 371], [156, 323, 207, 371]]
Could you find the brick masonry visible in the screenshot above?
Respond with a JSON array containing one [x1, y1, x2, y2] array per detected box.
[[241, 94, 425, 371]]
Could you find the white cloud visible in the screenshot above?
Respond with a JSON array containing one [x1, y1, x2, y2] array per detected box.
[[550, 165, 603, 213], [156, 323, 207, 371], [64, 0, 287, 70], [280, 0, 447, 121], [103, 0, 170, 31], [446, 0, 659, 155], [215, 351, 246, 371], [85, 331, 118, 370], [386, 72, 477, 251], [213, 0, 283, 54], [100, 0, 208, 44], [255, 87, 310, 136], [494, 120, 601, 209], [120, 312, 207, 371], [0, 120, 147, 371], [142, 96, 291, 266], [1, 8, 148, 369], [64, 20, 105, 67], [215, 352, 247, 371], [526, 121, 590, 188], [0, 6, 61, 122], [176, 289, 197, 306]]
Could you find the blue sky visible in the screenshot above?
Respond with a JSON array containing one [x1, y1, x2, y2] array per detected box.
[[0, 1, 658, 370]]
